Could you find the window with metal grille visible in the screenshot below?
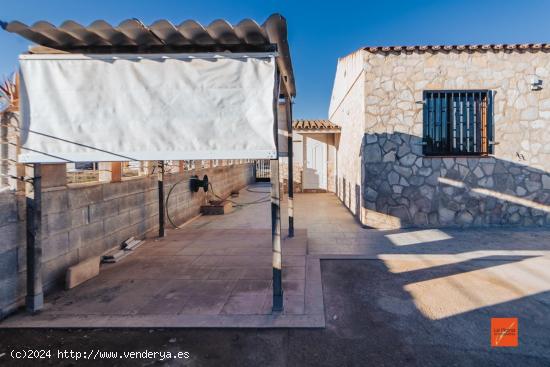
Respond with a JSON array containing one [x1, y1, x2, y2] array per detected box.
[[422, 90, 494, 156]]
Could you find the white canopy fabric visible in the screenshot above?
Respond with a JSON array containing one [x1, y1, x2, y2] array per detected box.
[[18, 53, 278, 163]]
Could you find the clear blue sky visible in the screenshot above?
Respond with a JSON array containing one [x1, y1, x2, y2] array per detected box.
[[1, 0, 549, 119]]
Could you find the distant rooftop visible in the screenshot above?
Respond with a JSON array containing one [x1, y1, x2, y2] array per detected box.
[[293, 119, 340, 131]]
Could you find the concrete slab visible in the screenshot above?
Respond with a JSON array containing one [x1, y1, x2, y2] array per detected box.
[[65, 256, 100, 289], [1, 184, 323, 328]]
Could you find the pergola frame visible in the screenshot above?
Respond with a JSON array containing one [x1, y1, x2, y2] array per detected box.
[[3, 14, 296, 314]]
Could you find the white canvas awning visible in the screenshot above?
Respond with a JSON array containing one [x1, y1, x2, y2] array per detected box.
[[18, 53, 278, 163]]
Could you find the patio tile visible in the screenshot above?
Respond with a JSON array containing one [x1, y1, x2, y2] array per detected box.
[[137, 291, 187, 315], [282, 266, 306, 280], [283, 295, 305, 315], [219, 255, 272, 267], [134, 246, 185, 256], [177, 247, 206, 255], [207, 267, 246, 280], [284, 247, 307, 255], [283, 255, 306, 267], [179, 295, 229, 315], [231, 279, 271, 295], [136, 255, 197, 265], [178, 280, 236, 297], [282, 279, 305, 295], [191, 255, 223, 267], [228, 247, 272, 256], [54, 279, 169, 315], [221, 294, 271, 315], [241, 267, 272, 280], [172, 267, 213, 280]]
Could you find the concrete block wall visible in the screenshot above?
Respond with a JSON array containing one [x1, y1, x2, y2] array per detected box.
[[0, 163, 254, 317], [0, 190, 26, 318]]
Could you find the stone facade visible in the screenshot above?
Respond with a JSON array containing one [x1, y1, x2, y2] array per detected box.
[[0, 163, 254, 318], [331, 48, 550, 228]]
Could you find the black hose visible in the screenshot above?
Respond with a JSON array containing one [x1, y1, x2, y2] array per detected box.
[[165, 177, 270, 229], [208, 182, 270, 206], [165, 176, 189, 229]]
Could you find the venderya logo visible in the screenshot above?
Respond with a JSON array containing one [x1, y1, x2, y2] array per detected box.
[[491, 318, 518, 347]]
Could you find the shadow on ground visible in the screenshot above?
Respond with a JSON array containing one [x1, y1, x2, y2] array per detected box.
[[1, 258, 549, 366]]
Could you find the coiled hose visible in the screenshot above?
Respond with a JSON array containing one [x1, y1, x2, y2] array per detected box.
[[165, 177, 270, 229]]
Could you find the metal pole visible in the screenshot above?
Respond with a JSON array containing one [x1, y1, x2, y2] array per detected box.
[[286, 98, 294, 237], [158, 160, 165, 238], [271, 159, 283, 312], [26, 163, 43, 312]]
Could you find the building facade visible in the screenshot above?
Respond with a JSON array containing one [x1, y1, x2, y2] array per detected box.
[[330, 45, 550, 228], [281, 120, 339, 193]]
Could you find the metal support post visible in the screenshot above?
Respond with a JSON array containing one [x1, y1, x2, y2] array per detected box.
[[271, 159, 283, 312], [26, 163, 43, 312], [286, 98, 294, 237], [158, 160, 165, 238]]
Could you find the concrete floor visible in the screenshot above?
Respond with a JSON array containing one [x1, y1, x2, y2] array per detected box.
[[2, 184, 325, 327], [1, 186, 550, 363]]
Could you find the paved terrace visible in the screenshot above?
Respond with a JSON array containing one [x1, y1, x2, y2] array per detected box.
[[2, 184, 323, 328], [2, 184, 550, 330]]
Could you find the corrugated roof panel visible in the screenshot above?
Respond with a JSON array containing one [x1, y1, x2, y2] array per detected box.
[[88, 20, 136, 46], [60, 20, 111, 46], [234, 19, 266, 45], [177, 20, 216, 45], [149, 20, 190, 46], [207, 19, 241, 44], [1, 13, 295, 97], [118, 19, 164, 47]]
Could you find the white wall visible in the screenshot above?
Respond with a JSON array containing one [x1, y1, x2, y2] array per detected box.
[[329, 50, 366, 216]]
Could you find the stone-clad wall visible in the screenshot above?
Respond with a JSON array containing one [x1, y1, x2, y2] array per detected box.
[[362, 134, 550, 228], [330, 48, 550, 228], [360, 49, 550, 228], [0, 163, 254, 317]]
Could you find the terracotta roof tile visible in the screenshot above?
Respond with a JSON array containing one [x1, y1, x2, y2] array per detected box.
[[293, 119, 340, 131], [363, 43, 550, 54]]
